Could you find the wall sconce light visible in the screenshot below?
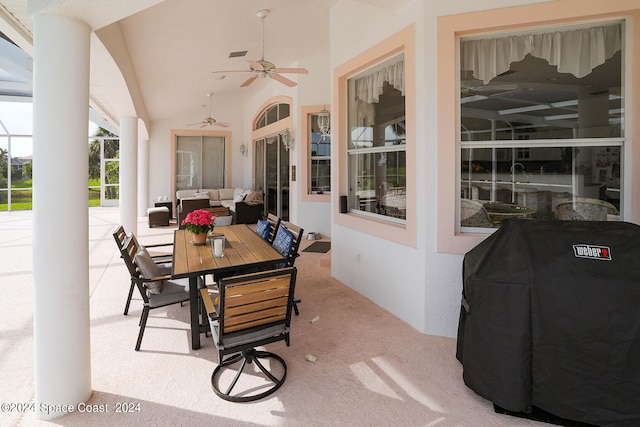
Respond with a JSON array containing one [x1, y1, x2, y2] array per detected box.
[[317, 105, 331, 141], [280, 128, 294, 151], [239, 144, 247, 156]]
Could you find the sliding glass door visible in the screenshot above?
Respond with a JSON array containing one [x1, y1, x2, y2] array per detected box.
[[175, 135, 225, 191], [254, 134, 289, 220]]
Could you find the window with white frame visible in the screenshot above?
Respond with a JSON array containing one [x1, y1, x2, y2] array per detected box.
[[255, 103, 290, 130], [309, 109, 331, 194], [459, 21, 625, 230], [347, 54, 406, 222]]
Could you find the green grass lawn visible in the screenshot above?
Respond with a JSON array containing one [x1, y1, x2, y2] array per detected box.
[[0, 179, 105, 210]]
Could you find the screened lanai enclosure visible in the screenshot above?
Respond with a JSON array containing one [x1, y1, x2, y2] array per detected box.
[[0, 120, 120, 211]]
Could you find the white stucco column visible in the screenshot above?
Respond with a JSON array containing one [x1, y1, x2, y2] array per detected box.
[[32, 14, 91, 420], [119, 117, 138, 234], [137, 138, 149, 217]]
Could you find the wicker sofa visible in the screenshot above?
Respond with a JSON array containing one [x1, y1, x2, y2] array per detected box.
[[176, 188, 264, 226]]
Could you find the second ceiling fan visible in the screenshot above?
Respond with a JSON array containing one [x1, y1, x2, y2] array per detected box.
[[185, 93, 229, 128], [212, 9, 308, 88]]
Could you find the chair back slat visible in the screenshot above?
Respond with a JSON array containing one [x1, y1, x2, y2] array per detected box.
[[224, 307, 289, 333], [121, 235, 140, 277], [284, 223, 302, 242], [266, 213, 281, 243], [113, 225, 127, 250], [226, 286, 290, 309], [282, 222, 304, 266], [226, 276, 290, 298], [121, 234, 156, 283], [219, 269, 296, 335], [226, 296, 289, 319]]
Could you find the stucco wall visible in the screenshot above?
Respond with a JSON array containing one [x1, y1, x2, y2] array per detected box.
[[329, 0, 431, 335], [328, 0, 552, 338]]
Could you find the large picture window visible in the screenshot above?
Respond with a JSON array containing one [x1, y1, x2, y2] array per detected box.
[[459, 21, 625, 230], [347, 54, 406, 222]]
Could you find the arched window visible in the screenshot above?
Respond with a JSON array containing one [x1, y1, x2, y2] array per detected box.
[[254, 103, 290, 130], [252, 98, 293, 220]]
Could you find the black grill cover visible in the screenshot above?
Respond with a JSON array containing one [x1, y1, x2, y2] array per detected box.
[[456, 219, 640, 427]]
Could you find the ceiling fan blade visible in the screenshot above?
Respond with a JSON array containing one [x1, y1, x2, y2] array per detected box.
[[270, 73, 297, 87], [212, 69, 251, 74], [213, 122, 229, 128], [247, 60, 265, 70], [273, 67, 308, 75], [240, 75, 259, 87]]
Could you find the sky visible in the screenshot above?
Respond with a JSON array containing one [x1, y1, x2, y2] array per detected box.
[[0, 101, 99, 157]]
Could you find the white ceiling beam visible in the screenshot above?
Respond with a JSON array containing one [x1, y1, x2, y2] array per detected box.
[[0, 3, 33, 54]]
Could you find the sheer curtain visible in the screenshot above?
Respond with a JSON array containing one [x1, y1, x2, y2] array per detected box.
[[176, 136, 201, 190], [175, 135, 225, 190], [201, 136, 225, 188], [353, 55, 405, 126], [461, 23, 622, 84], [355, 55, 405, 103]]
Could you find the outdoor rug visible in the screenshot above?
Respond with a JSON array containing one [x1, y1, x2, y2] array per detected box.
[[303, 241, 331, 253]]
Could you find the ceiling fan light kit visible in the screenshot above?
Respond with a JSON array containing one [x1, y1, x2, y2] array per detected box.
[[212, 9, 308, 88]]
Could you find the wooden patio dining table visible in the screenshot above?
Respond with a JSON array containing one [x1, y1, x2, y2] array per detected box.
[[172, 224, 287, 349]]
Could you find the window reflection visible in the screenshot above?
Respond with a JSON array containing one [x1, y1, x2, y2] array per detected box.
[[347, 54, 407, 222], [310, 113, 331, 193], [459, 21, 624, 230], [461, 146, 621, 227]]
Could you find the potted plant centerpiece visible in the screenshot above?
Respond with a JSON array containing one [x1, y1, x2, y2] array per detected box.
[[181, 209, 217, 244]]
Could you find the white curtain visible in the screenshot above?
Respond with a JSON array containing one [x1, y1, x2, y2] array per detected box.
[[201, 136, 225, 189], [461, 23, 622, 84], [355, 57, 405, 104], [176, 135, 225, 190], [353, 55, 404, 127]]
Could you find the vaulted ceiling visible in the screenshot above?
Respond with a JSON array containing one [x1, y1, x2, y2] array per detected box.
[[0, 0, 356, 132]]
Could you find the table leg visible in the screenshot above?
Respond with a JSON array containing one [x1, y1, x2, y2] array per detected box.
[[189, 276, 200, 350]]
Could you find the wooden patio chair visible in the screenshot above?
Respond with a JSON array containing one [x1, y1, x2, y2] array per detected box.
[[119, 233, 191, 351], [112, 225, 173, 315], [271, 222, 304, 315], [200, 267, 297, 402]]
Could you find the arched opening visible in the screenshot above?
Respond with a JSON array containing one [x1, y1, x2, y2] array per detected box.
[[252, 98, 292, 220]]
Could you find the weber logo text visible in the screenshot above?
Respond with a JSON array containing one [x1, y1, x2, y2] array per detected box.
[[573, 244, 612, 261]]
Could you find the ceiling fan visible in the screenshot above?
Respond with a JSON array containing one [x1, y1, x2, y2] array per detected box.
[[185, 93, 229, 128], [212, 9, 308, 88]]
